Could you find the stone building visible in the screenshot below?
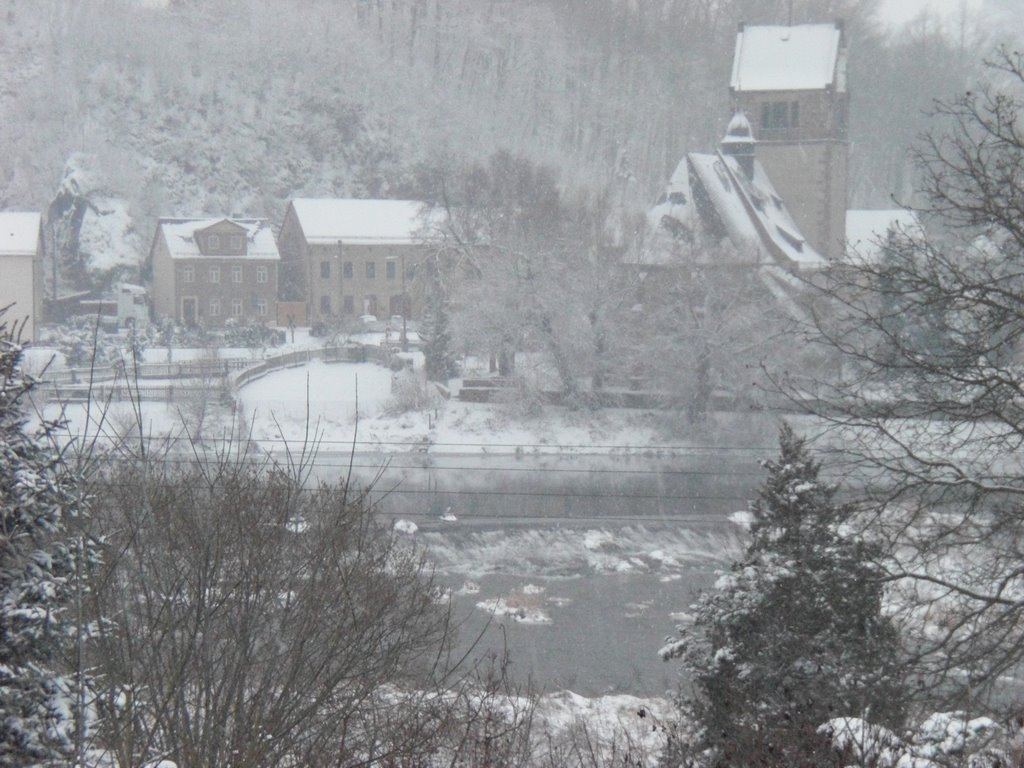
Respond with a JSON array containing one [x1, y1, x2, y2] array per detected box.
[[149, 217, 279, 327], [277, 199, 432, 326], [729, 21, 849, 260]]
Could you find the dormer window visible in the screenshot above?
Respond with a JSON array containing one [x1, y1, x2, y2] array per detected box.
[[775, 224, 805, 251], [208, 234, 220, 251], [230, 235, 243, 250]]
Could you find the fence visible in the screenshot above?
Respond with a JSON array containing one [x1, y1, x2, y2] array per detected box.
[[39, 357, 254, 386], [39, 381, 230, 405], [35, 344, 405, 403]]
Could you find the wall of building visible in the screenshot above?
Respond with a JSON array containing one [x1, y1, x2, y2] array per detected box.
[[738, 89, 847, 143], [174, 258, 278, 327], [756, 140, 847, 261], [306, 242, 424, 324], [0, 253, 38, 340]]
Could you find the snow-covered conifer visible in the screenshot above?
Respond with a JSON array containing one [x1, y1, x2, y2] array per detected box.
[[0, 315, 83, 764], [662, 424, 905, 767]]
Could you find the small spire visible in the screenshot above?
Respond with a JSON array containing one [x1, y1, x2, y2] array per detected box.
[[720, 111, 756, 178], [721, 111, 755, 145]]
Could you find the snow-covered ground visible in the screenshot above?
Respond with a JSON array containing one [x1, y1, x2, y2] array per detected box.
[[232, 357, 760, 455]]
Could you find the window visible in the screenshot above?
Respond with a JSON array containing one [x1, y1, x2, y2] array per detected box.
[[319, 295, 331, 314], [386, 260, 396, 280], [230, 235, 243, 250], [343, 261, 353, 279], [760, 100, 799, 130], [255, 298, 267, 317], [183, 266, 194, 283], [256, 266, 268, 283], [209, 266, 220, 283], [343, 295, 354, 314], [210, 298, 221, 317], [231, 266, 243, 283], [365, 261, 376, 279], [231, 298, 243, 316], [321, 260, 331, 279], [208, 234, 220, 251]]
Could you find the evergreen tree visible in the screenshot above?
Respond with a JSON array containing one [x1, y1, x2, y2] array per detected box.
[[422, 283, 457, 382], [662, 424, 905, 767], [0, 315, 82, 764]]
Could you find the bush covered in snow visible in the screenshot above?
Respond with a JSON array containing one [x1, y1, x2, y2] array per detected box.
[[819, 711, 1022, 768], [384, 368, 438, 415]]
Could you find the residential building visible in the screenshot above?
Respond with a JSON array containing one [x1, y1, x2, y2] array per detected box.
[[149, 217, 279, 326], [277, 198, 432, 326], [0, 212, 43, 341], [730, 21, 848, 260]]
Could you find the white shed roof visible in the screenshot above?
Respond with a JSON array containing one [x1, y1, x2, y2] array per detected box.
[[845, 208, 923, 262], [731, 23, 843, 92], [0, 212, 41, 256], [291, 199, 434, 245]]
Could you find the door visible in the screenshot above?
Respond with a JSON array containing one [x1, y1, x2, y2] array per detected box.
[[182, 297, 197, 326]]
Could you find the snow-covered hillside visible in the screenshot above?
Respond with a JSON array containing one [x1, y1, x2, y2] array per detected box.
[[2, 0, 990, 294]]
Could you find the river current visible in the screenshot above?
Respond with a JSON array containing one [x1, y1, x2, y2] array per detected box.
[[315, 451, 763, 696]]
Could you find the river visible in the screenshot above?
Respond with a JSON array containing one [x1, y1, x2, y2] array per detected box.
[[312, 451, 765, 697]]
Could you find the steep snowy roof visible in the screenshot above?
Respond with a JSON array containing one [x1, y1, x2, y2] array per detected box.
[[730, 23, 843, 92], [642, 158, 695, 263], [0, 212, 41, 256], [290, 199, 434, 245], [687, 151, 824, 270], [157, 217, 279, 260]]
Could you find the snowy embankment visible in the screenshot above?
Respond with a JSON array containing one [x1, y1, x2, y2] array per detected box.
[[233, 358, 738, 456], [25, 341, 776, 458]]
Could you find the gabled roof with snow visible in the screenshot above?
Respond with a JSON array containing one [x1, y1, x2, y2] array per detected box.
[[845, 209, 922, 262], [0, 212, 41, 256], [687, 151, 824, 271], [156, 217, 279, 260], [290, 199, 435, 245], [643, 158, 695, 262], [730, 23, 843, 92]]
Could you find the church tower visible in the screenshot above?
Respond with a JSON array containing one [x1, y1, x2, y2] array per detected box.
[[729, 21, 848, 260]]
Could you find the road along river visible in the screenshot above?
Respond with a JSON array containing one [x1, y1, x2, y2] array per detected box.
[[311, 451, 765, 697]]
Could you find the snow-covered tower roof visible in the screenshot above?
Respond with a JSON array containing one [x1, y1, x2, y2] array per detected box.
[[730, 22, 845, 93], [720, 111, 756, 178]]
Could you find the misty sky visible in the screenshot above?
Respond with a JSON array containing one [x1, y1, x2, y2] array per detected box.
[[878, 0, 984, 27]]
